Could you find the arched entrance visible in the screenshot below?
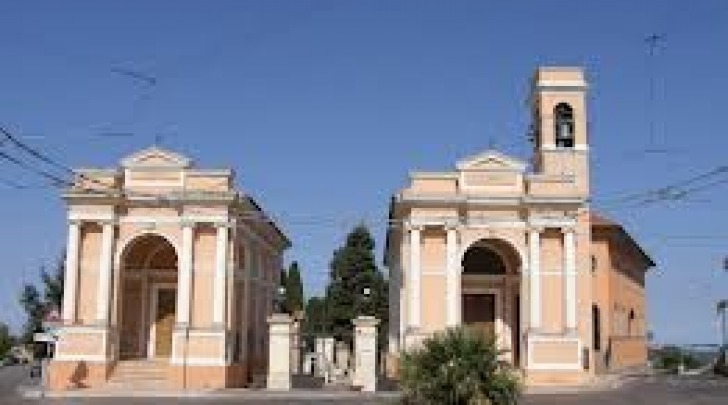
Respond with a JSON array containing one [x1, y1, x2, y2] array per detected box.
[[461, 239, 522, 365], [117, 233, 178, 360]]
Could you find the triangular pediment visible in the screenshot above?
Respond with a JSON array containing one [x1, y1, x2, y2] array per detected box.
[[456, 150, 526, 172], [121, 146, 192, 169]]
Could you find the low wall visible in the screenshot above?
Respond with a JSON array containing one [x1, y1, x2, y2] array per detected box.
[[608, 336, 647, 370]]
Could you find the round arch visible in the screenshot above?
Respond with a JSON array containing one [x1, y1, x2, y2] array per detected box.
[[114, 230, 180, 271], [459, 238, 523, 275]]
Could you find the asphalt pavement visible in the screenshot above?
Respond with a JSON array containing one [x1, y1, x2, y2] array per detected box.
[[4, 370, 728, 404]]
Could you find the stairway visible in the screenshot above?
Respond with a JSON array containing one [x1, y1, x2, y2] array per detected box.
[[106, 359, 170, 390]]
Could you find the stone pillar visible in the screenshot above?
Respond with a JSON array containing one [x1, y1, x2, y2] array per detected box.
[[213, 224, 229, 326], [408, 226, 421, 329], [267, 313, 293, 390], [96, 221, 115, 323], [176, 222, 194, 326], [528, 228, 541, 329], [290, 317, 301, 374], [353, 316, 379, 392], [62, 220, 81, 324], [563, 227, 577, 331], [445, 225, 459, 327], [314, 337, 326, 377], [322, 336, 335, 381]]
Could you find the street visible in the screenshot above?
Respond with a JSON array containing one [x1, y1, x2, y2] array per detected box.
[[2, 372, 727, 404], [0, 364, 35, 404]]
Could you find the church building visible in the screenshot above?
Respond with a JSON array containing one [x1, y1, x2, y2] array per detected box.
[[385, 67, 654, 385], [49, 147, 290, 390]]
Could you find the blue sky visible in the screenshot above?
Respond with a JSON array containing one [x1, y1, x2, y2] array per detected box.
[[0, 1, 725, 345]]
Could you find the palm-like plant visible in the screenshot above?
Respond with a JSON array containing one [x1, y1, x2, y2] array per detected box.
[[399, 327, 521, 405]]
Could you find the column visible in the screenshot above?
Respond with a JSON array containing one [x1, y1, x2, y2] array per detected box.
[[96, 221, 114, 323], [408, 226, 421, 329], [242, 240, 253, 361], [528, 228, 541, 329], [563, 228, 577, 330], [445, 225, 459, 327], [62, 220, 81, 324], [176, 222, 193, 325], [213, 223, 229, 326]]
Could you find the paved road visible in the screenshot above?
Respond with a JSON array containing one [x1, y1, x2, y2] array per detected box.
[[0, 364, 35, 404], [524, 374, 728, 405], [7, 373, 728, 404]]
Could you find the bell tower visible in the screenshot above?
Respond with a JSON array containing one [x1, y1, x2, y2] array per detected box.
[[529, 67, 590, 196]]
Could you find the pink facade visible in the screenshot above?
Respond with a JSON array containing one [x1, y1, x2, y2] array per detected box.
[[385, 67, 654, 386], [48, 147, 289, 390]]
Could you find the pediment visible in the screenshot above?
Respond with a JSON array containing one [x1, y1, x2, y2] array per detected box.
[[121, 146, 192, 169], [456, 150, 526, 172]]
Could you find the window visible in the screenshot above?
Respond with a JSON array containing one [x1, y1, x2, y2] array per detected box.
[[628, 309, 636, 336], [591, 255, 598, 274], [554, 103, 575, 148]]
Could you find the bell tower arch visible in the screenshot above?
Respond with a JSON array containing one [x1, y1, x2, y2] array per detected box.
[[529, 67, 590, 197]]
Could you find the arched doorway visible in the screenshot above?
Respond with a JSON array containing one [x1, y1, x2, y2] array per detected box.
[[118, 234, 178, 360], [461, 239, 522, 365]]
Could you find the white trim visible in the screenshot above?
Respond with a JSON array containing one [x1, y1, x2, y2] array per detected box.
[[408, 227, 421, 328], [464, 220, 527, 229], [540, 144, 589, 152], [68, 212, 115, 222], [117, 215, 230, 225], [62, 221, 80, 323], [529, 230, 541, 328], [176, 224, 193, 325], [96, 222, 115, 322], [528, 217, 577, 228], [148, 283, 177, 359]]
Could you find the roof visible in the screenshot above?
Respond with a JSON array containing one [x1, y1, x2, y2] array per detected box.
[[591, 212, 656, 269]]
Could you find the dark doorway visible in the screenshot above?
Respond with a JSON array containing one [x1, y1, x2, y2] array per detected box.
[[462, 294, 496, 341]]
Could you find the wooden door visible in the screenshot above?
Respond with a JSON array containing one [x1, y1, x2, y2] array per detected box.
[[154, 289, 176, 358], [462, 294, 496, 341]]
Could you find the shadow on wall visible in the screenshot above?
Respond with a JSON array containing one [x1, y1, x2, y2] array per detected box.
[[69, 361, 89, 389]]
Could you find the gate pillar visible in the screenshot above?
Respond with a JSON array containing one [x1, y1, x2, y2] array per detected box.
[[267, 314, 293, 390], [353, 316, 379, 392]]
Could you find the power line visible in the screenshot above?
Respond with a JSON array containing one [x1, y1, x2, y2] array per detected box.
[[0, 149, 69, 186]]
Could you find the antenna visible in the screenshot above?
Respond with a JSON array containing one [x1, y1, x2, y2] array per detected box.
[[645, 33, 666, 152]]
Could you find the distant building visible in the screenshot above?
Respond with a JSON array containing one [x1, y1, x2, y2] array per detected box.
[[48, 147, 290, 390], [385, 67, 654, 385]]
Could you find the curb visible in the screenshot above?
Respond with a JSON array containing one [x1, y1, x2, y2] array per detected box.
[[20, 387, 403, 400]]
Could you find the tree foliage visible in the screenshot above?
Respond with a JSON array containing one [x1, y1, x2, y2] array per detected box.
[[325, 224, 388, 345], [284, 261, 304, 314], [0, 322, 14, 358], [399, 327, 521, 405], [18, 256, 65, 344]]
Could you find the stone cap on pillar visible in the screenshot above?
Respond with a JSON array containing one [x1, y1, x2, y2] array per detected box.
[[267, 313, 293, 325], [353, 315, 380, 328]]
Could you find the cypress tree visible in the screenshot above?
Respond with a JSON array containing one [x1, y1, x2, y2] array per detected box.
[[325, 224, 388, 345], [285, 261, 304, 314]]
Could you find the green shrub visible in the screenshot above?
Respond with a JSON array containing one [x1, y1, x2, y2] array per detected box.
[[399, 327, 521, 405]]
